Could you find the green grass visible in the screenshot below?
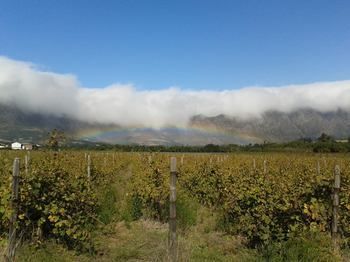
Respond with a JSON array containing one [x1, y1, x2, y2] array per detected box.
[[176, 192, 199, 230], [13, 208, 258, 261], [15, 241, 91, 262], [260, 232, 342, 262], [97, 184, 118, 224], [12, 204, 350, 262], [12, 222, 350, 262]]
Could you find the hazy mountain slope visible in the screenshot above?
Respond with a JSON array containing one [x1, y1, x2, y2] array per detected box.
[[1, 104, 349, 145], [86, 128, 249, 146], [190, 109, 350, 142], [0, 104, 246, 145], [0, 104, 117, 143]]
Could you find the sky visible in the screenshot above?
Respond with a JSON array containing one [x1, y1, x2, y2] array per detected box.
[[0, 1, 350, 128], [1, 0, 349, 90]]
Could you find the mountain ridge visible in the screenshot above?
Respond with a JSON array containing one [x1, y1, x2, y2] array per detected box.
[[191, 108, 350, 142], [1, 103, 349, 145]]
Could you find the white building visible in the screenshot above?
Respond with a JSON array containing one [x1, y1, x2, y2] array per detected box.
[[22, 143, 33, 150], [11, 142, 22, 150]]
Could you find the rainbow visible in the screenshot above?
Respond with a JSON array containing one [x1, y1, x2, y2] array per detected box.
[[74, 124, 262, 144]]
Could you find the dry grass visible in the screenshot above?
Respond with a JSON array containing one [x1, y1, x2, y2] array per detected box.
[[13, 207, 256, 261], [93, 220, 169, 261], [11, 207, 348, 261]]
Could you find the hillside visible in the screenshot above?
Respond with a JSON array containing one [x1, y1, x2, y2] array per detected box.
[[0, 104, 117, 143], [1, 104, 349, 145], [190, 109, 350, 143]]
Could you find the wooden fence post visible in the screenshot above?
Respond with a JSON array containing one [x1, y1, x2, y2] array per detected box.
[[24, 154, 29, 176], [6, 158, 20, 261], [332, 165, 341, 250], [263, 160, 267, 174], [27, 151, 30, 163], [169, 157, 177, 262], [87, 154, 91, 180], [317, 161, 321, 176]]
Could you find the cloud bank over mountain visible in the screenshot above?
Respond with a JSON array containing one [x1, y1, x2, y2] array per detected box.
[[1, 56, 350, 128]]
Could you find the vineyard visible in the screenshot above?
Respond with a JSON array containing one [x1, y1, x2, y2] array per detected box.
[[1, 150, 350, 261]]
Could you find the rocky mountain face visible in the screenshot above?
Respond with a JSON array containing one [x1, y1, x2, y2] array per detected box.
[[0, 104, 117, 143], [1, 103, 349, 145], [190, 109, 350, 143]]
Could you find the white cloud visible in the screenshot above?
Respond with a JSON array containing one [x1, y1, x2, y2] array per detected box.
[[0, 57, 80, 116], [1, 56, 350, 128]]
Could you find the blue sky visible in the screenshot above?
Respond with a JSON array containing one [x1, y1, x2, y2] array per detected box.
[[0, 0, 349, 90]]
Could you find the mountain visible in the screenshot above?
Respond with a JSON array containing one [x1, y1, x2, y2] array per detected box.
[[1, 104, 349, 145], [85, 127, 249, 146], [0, 104, 245, 145], [190, 109, 350, 143], [0, 104, 117, 144]]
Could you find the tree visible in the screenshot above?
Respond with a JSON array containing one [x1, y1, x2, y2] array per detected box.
[[47, 129, 66, 151], [317, 133, 333, 143]]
